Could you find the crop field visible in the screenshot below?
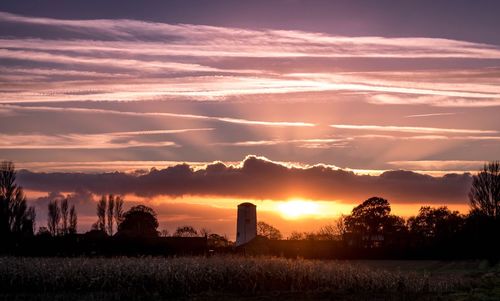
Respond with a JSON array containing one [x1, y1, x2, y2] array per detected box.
[[1, 256, 499, 300]]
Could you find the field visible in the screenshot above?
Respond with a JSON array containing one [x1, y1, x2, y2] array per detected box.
[[1, 256, 499, 301]]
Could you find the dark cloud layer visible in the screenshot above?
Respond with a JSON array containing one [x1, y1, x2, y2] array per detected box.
[[19, 155, 472, 204]]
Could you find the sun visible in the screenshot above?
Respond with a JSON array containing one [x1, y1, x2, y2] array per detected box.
[[276, 199, 320, 219]]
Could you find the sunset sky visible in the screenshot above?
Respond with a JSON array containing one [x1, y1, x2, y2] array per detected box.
[[1, 0, 500, 239]]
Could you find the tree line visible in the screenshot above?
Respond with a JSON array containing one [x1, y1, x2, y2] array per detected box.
[[255, 161, 500, 259], [1, 160, 499, 258]]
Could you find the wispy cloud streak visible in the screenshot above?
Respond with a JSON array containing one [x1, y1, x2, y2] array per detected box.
[[0, 104, 315, 127], [0, 128, 214, 149], [1, 12, 500, 106], [404, 112, 458, 118], [2, 12, 500, 59], [331, 124, 497, 134]]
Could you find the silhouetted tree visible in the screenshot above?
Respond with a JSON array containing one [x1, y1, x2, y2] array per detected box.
[[95, 194, 124, 235], [469, 161, 500, 218], [47, 200, 60, 236], [316, 224, 340, 240], [174, 225, 198, 237], [344, 197, 405, 247], [96, 196, 107, 232], [69, 205, 77, 234], [60, 198, 69, 235], [408, 206, 464, 244], [335, 214, 347, 237], [0, 161, 35, 236], [287, 231, 306, 240], [114, 196, 124, 227], [107, 195, 115, 235], [257, 221, 282, 240], [117, 205, 158, 238]]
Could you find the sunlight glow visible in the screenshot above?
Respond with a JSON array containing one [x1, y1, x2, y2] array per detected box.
[[276, 199, 320, 219]]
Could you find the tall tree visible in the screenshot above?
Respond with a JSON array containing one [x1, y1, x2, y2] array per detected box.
[[47, 200, 60, 236], [469, 161, 500, 218], [107, 194, 115, 235], [69, 205, 77, 234], [114, 196, 124, 228], [96, 196, 107, 232], [0, 161, 35, 236], [60, 198, 69, 235]]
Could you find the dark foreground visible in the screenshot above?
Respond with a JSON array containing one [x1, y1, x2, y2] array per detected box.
[[1, 257, 499, 301]]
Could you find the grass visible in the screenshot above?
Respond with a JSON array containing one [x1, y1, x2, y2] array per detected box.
[[0, 256, 498, 300]]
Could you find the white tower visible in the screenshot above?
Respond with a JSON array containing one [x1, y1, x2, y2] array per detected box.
[[235, 202, 257, 246]]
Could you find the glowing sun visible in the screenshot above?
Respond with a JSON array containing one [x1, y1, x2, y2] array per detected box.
[[276, 199, 320, 219]]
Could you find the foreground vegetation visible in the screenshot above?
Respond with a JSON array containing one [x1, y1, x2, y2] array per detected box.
[[1, 256, 499, 300]]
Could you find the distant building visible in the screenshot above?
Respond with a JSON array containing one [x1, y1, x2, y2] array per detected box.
[[235, 202, 257, 246]]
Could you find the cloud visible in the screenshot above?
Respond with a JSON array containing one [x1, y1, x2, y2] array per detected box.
[[404, 112, 458, 118], [1, 12, 500, 106], [387, 160, 486, 172], [2, 12, 500, 59], [213, 138, 350, 148], [369, 94, 500, 107], [0, 131, 180, 149], [330, 124, 497, 135], [17, 155, 473, 204], [0, 104, 315, 127]]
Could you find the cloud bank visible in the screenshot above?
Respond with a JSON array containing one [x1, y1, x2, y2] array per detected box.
[[18, 155, 472, 204]]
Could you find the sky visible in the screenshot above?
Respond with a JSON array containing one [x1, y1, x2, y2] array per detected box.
[[1, 0, 500, 239]]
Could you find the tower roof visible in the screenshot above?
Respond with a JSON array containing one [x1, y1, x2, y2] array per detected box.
[[238, 202, 256, 207]]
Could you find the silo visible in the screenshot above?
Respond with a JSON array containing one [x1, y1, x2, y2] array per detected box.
[[235, 202, 257, 246]]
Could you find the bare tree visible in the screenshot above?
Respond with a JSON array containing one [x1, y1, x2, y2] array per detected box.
[[469, 161, 500, 218], [47, 200, 60, 236], [199, 228, 211, 237], [60, 198, 69, 235], [317, 224, 339, 240], [114, 196, 124, 229], [335, 214, 347, 236], [96, 196, 107, 232], [9, 189, 27, 233], [257, 221, 282, 240], [107, 195, 115, 235], [69, 205, 77, 234], [287, 231, 306, 240]]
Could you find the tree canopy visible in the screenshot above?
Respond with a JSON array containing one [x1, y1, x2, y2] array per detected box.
[[408, 206, 464, 243], [344, 197, 406, 246], [117, 205, 159, 238]]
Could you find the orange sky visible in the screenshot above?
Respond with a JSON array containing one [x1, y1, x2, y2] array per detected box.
[[26, 189, 470, 240]]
